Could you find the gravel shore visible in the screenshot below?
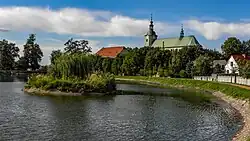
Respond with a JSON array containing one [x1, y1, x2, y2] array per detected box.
[[212, 92, 250, 141], [116, 78, 250, 141]]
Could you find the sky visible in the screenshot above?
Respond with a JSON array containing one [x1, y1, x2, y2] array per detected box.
[[0, 0, 250, 64]]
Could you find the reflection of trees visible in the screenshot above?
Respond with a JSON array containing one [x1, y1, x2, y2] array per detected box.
[[44, 96, 115, 140], [0, 73, 14, 82]]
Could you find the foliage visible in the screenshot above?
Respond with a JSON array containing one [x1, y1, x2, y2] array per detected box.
[[213, 64, 224, 74], [50, 50, 62, 65], [26, 73, 115, 93], [64, 38, 91, 54], [15, 57, 28, 70], [0, 39, 19, 70], [179, 70, 186, 78], [193, 55, 213, 76], [116, 76, 250, 100], [50, 53, 94, 79], [221, 37, 244, 59], [23, 34, 43, 70], [238, 59, 250, 78]]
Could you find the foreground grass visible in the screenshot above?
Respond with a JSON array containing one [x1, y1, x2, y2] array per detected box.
[[116, 76, 250, 100]]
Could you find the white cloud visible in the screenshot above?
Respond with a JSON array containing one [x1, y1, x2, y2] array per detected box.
[[184, 20, 250, 40], [0, 6, 176, 37]]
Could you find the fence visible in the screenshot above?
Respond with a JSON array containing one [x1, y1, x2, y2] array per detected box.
[[193, 75, 250, 86]]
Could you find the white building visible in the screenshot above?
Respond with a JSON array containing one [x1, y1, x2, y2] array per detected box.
[[225, 54, 250, 74]]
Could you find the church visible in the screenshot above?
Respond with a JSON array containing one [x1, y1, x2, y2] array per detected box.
[[144, 16, 202, 50]]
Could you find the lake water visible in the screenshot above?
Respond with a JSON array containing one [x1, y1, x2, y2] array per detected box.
[[0, 75, 242, 141]]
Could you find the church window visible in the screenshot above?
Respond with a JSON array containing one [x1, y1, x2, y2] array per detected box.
[[146, 39, 148, 42]]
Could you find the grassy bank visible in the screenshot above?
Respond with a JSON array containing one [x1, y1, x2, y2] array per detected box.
[[116, 76, 250, 100], [25, 73, 116, 94], [115, 79, 216, 104]]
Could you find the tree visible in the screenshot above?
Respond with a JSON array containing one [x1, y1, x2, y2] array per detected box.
[[242, 40, 250, 55], [238, 60, 250, 78], [185, 61, 194, 78], [193, 55, 213, 76], [0, 39, 19, 70], [102, 58, 112, 73], [122, 52, 138, 75], [50, 50, 62, 65], [23, 34, 43, 70], [15, 57, 28, 71], [221, 37, 243, 59], [213, 64, 224, 74], [64, 38, 91, 54], [111, 59, 119, 75]]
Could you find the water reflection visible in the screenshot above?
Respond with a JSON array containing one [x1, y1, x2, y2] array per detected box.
[[0, 77, 242, 141]]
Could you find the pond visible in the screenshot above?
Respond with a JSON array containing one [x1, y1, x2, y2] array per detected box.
[[0, 76, 242, 141]]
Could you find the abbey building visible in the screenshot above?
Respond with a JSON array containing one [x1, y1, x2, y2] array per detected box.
[[144, 16, 201, 50]]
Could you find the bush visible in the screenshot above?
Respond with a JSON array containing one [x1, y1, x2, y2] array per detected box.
[[26, 73, 116, 93]]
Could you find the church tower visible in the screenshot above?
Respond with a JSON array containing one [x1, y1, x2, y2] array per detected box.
[[144, 14, 158, 47], [179, 24, 184, 39]]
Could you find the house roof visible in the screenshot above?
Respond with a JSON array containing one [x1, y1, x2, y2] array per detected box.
[[96, 46, 125, 58], [151, 35, 201, 48], [231, 54, 250, 61]]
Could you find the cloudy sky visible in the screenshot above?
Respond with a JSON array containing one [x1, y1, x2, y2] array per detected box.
[[0, 0, 250, 64]]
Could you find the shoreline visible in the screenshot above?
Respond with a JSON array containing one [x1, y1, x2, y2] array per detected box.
[[24, 78, 250, 140], [116, 78, 250, 141], [23, 88, 107, 96]]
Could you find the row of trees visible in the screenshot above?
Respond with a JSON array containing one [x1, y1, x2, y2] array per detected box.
[[47, 36, 250, 78], [48, 39, 224, 78], [2, 35, 250, 78], [0, 34, 43, 71]]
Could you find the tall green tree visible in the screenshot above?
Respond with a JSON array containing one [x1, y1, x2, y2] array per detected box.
[[122, 52, 138, 75], [50, 50, 62, 65], [0, 39, 19, 70], [23, 34, 43, 70], [193, 55, 213, 76], [242, 40, 250, 55], [15, 57, 28, 71], [221, 37, 243, 59], [238, 60, 250, 78], [64, 38, 91, 54]]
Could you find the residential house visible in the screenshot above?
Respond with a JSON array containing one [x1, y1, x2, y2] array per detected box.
[[96, 46, 127, 58], [225, 54, 250, 74], [144, 15, 201, 50]]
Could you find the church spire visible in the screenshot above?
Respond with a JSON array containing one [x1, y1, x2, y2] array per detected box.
[[180, 24, 184, 38], [149, 13, 154, 30]]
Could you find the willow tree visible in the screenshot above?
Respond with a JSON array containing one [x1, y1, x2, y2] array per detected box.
[[50, 53, 94, 79]]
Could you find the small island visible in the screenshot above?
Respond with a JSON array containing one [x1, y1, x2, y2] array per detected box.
[[24, 52, 116, 96]]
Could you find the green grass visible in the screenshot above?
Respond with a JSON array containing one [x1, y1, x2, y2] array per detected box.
[[116, 76, 250, 100], [25, 73, 116, 94]]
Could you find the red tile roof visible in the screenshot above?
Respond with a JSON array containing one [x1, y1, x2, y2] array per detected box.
[[232, 54, 250, 61], [96, 46, 125, 58]]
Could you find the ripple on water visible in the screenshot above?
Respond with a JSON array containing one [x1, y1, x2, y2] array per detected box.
[[0, 82, 243, 141]]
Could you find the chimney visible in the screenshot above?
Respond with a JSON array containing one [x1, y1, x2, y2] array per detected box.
[[242, 54, 246, 58]]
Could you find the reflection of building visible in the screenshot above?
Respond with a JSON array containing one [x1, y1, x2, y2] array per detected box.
[[144, 15, 201, 50], [96, 46, 127, 58], [225, 54, 250, 74]]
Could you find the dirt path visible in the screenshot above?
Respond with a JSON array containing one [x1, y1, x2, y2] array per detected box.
[[230, 83, 250, 90]]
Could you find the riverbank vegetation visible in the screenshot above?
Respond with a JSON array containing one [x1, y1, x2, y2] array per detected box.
[[116, 76, 250, 100], [25, 39, 116, 94]]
